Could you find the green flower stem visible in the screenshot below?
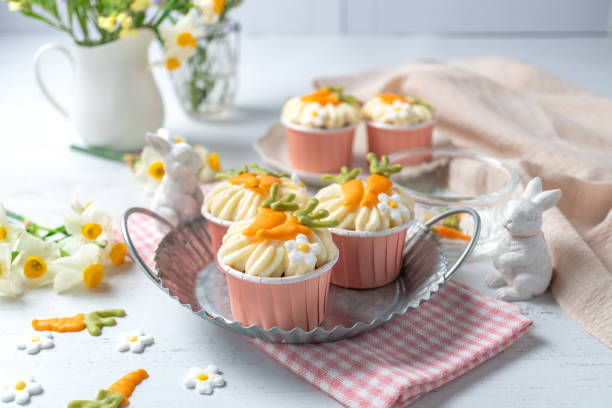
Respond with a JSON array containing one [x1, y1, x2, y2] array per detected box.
[[5, 209, 26, 223], [70, 144, 126, 162], [5, 209, 70, 240]]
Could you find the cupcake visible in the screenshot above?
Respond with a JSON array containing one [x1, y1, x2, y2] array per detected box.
[[362, 93, 435, 160], [281, 87, 360, 173], [314, 153, 415, 289], [203, 164, 309, 253], [218, 184, 339, 330]]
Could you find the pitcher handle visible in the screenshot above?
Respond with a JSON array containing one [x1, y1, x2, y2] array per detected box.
[[34, 43, 73, 118]]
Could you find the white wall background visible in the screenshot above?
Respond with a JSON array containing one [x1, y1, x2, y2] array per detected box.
[[1, 0, 611, 34]]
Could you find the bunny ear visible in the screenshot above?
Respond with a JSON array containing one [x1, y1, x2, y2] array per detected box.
[[532, 189, 562, 211], [146, 132, 171, 157], [523, 177, 542, 199]]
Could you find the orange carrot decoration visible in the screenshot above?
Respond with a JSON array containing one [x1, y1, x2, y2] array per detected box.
[[32, 314, 86, 332], [433, 226, 471, 241], [107, 369, 149, 406]]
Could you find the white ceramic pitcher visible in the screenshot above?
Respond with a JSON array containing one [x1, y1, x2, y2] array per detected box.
[[35, 30, 164, 152]]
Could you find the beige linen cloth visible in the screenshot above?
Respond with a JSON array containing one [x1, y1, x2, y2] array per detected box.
[[314, 57, 612, 348]]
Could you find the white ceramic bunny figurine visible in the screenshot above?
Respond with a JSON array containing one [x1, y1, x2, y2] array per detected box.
[[147, 132, 203, 227], [487, 177, 562, 301]]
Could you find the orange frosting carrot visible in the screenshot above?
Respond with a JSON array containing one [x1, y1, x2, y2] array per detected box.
[[32, 314, 86, 333], [300, 88, 340, 105], [255, 215, 312, 241], [375, 93, 408, 105], [433, 226, 471, 241], [243, 208, 312, 241], [341, 179, 364, 210], [243, 208, 287, 237], [108, 369, 149, 406], [360, 174, 393, 208], [229, 172, 281, 196]]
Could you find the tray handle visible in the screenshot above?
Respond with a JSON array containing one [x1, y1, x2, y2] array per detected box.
[[121, 207, 176, 285], [424, 208, 481, 280]]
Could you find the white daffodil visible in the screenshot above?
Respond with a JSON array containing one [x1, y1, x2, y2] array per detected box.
[[51, 244, 105, 293], [194, 145, 221, 183], [386, 99, 411, 121], [0, 376, 43, 404], [134, 146, 165, 196], [116, 329, 154, 353], [12, 233, 60, 289], [0, 243, 21, 297], [284, 234, 320, 268], [194, 0, 225, 24], [63, 202, 111, 254], [160, 9, 204, 71], [377, 193, 410, 222], [100, 238, 128, 267], [0, 203, 25, 244], [301, 103, 328, 127], [183, 365, 225, 395], [16, 331, 54, 355]]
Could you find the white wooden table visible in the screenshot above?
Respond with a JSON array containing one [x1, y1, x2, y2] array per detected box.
[[1, 33, 611, 407]]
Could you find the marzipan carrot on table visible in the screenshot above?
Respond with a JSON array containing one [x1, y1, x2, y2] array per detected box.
[[31, 314, 86, 332], [108, 369, 149, 406], [432, 226, 472, 241]]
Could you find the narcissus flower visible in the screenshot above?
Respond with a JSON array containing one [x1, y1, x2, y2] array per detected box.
[[0, 203, 24, 244], [0, 243, 20, 297], [134, 145, 165, 196], [63, 202, 111, 251], [12, 233, 60, 289], [52, 244, 105, 292], [160, 9, 204, 71], [194, 0, 225, 24]]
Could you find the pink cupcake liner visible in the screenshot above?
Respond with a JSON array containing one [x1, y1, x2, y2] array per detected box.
[[366, 120, 435, 163], [283, 121, 356, 173], [202, 207, 233, 255], [217, 251, 338, 331], [330, 222, 412, 289]]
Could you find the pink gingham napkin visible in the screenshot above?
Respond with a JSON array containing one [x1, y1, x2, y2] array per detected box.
[[118, 191, 533, 408]]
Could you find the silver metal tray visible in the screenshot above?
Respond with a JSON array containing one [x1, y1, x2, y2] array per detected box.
[[121, 208, 480, 343]]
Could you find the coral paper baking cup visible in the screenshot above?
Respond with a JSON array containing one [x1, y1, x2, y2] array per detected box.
[[202, 207, 233, 255], [217, 251, 338, 331], [330, 222, 413, 289], [366, 120, 435, 162], [283, 121, 356, 173]]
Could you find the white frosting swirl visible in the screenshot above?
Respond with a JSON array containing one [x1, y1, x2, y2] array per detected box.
[[281, 98, 360, 129], [220, 220, 337, 277], [314, 182, 414, 232], [203, 177, 308, 222], [362, 96, 434, 126]]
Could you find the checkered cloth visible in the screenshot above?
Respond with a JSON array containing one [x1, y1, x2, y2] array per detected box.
[[118, 193, 532, 408]]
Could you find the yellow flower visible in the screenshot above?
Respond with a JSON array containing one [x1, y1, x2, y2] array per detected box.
[[117, 12, 138, 38], [8, 1, 22, 11], [97, 15, 117, 32], [130, 0, 151, 13]]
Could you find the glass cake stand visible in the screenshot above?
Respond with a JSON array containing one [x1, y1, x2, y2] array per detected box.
[[122, 207, 480, 343]]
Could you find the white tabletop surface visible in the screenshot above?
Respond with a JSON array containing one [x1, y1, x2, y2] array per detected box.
[[1, 33, 612, 408]]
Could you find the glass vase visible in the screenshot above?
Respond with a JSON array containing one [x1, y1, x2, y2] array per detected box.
[[170, 20, 240, 118]]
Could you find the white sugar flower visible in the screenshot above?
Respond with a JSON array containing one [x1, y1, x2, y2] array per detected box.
[[386, 99, 411, 121], [116, 329, 154, 353], [183, 365, 225, 395], [0, 203, 24, 244], [0, 376, 43, 404], [194, 0, 224, 24], [52, 244, 105, 293], [284, 234, 320, 268], [134, 146, 164, 196], [0, 243, 21, 297], [301, 103, 328, 127], [160, 9, 204, 71], [16, 332, 54, 355], [12, 233, 60, 289], [63, 202, 111, 253], [377, 193, 410, 222]]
